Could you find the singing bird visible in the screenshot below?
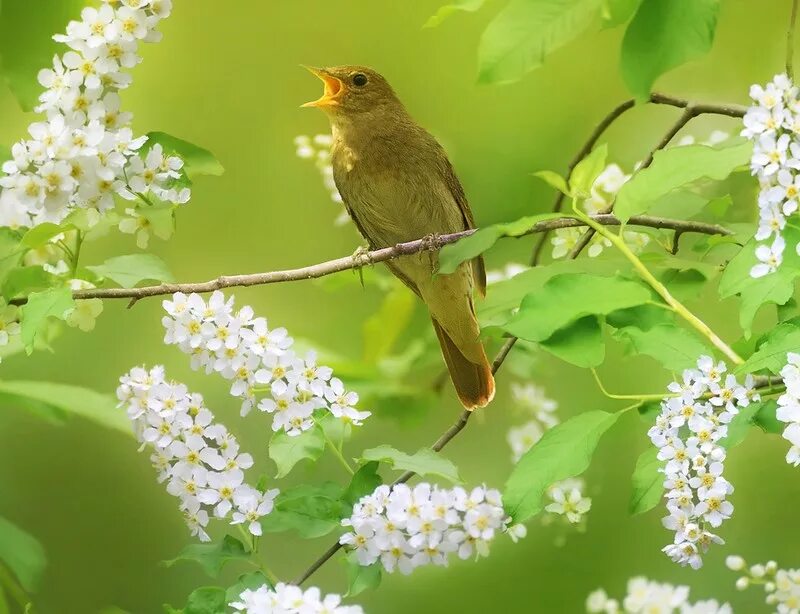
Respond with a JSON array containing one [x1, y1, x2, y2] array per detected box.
[[302, 65, 495, 410]]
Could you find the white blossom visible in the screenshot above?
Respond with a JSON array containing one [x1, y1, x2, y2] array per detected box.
[[544, 478, 591, 525], [587, 577, 731, 613], [161, 291, 370, 435], [116, 365, 278, 541], [294, 135, 346, 224], [339, 483, 518, 576], [726, 555, 800, 612], [650, 356, 758, 568], [230, 582, 364, 614], [776, 352, 800, 466]]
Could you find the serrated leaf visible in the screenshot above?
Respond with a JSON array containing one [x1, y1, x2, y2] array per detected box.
[[162, 535, 249, 578], [735, 323, 800, 375], [477, 0, 602, 84], [20, 222, 70, 249], [620, 0, 720, 100], [0, 516, 45, 592], [754, 400, 783, 434], [345, 553, 381, 597], [183, 587, 226, 614], [2, 266, 56, 300], [504, 410, 621, 522], [0, 228, 23, 286], [614, 140, 751, 223], [424, 0, 486, 28], [539, 315, 605, 367], [721, 402, 761, 448], [533, 170, 570, 196], [613, 323, 711, 370], [146, 132, 224, 178], [360, 446, 462, 483], [502, 274, 651, 342], [0, 380, 132, 434], [629, 448, 661, 515], [260, 483, 345, 539], [438, 213, 561, 275], [87, 253, 174, 288], [19, 287, 74, 351], [342, 462, 382, 507], [570, 144, 608, 198], [268, 425, 325, 478]]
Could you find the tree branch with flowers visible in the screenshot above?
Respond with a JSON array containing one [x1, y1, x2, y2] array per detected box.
[[3, 0, 800, 612]]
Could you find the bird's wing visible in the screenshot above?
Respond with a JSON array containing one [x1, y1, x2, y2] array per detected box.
[[440, 156, 487, 298]]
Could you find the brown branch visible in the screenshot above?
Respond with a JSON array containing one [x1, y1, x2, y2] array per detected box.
[[9, 215, 732, 306], [292, 336, 519, 587]]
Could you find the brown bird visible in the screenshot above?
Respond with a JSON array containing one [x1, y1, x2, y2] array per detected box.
[[302, 65, 494, 410]]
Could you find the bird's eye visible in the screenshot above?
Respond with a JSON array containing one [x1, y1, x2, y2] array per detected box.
[[352, 73, 368, 87]]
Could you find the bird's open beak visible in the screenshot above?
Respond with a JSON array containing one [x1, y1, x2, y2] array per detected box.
[[301, 66, 343, 108]]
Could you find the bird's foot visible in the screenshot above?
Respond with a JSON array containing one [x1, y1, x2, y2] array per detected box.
[[350, 245, 373, 287], [420, 233, 443, 274]]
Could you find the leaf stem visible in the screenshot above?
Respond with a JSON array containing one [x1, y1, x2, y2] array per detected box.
[[71, 230, 83, 278], [321, 426, 354, 475], [575, 208, 744, 366], [0, 561, 32, 612], [590, 368, 671, 401]]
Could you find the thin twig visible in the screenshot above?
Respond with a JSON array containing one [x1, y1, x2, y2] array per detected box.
[[789, 0, 799, 79], [9, 215, 732, 306], [292, 336, 519, 586]]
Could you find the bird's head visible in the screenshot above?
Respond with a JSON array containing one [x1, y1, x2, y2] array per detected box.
[[301, 65, 403, 122]]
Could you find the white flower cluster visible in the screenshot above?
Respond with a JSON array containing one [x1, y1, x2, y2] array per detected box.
[[741, 74, 800, 278], [544, 478, 592, 526], [162, 291, 371, 435], [506, 382, 559, 462], [294, 135, 349, 226], [649, 356, 758, 569], [727, 554, 800, 611], [116, 365, 278, 542], [551, 164, 649, 259], [0, 0, 189, 230], [777, 352, 800, 466], [586, 577, 731, 613], [340, 483, 521, 575], [231, 583, 363, 614]]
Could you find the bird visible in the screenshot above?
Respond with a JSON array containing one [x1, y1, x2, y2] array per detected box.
[[302, 65, 495, 410]]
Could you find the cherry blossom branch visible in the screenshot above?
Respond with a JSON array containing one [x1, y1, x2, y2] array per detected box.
[[10, 215, 732, 307], [531, 93, 746, 264]]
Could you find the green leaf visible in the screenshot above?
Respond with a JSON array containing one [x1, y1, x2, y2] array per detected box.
[[645, 190, 711, 220], [146, 132, 224, 178], [502, 274, 651, 342], [19, 287, 74, 351], [721, 402, 761, 448], [614, 140, 751, 223], [477, 0, 602, 85], [533, 170, 570, 196], [424, 0, 486, 28], [612, 323, 711, 370], [602, 0, 643, 27], [438, 213, 561, 275], [2, 266, 56, 301], [606, 304, 674, 330], [570, 144, 608, 198], [620, 0, 720, 100], [0, 228, 23, 286], [342, 462, 382, 507], [0, 380, 132, 434], [753, 400, 783, 434], [539, 316, 605, 367], [345, 553, 381, 597], [360, 445, 462, 483], [87, 254, 174, 289], [629, 448, 661, 515], [0, 516, 45, 592], [162, 535, 249, 578], [268, 424, 325, 478], [225, 572, 269, 605], [260, 483, 345, 539], [183, 587, 226, 614], [736, 323, 800, 375], [362, 285, 416, 363], [20, 223, 71, 249], [0, 0, 87, 110], [504, 410, 621, 522]]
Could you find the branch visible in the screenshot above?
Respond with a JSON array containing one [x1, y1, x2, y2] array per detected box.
[[789, 0, 799, 79], [530, 93, 746, 265], [10, 215, 732, 306]]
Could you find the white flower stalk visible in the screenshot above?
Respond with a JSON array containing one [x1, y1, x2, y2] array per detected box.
[[649, 356, 758, 569], [726, 555, 800, 611], [550, 164, 649, 259], [294, 135, 349, 225], [741, 74, 800, 277], [507, 382, 559, 462], [116, 365, 278, 542], [0, 0, 189, 230], [544, 478, 591, 525], [161, 291, 370, 435], [339, 483, 519, 576], [586, 577, 731, 613], [776, 352, 800, 466], [231, 583, 364, 614]]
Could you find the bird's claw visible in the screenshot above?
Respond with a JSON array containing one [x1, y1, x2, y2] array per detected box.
[[351, 245, 373, 287], [420, 233, 443, 274]]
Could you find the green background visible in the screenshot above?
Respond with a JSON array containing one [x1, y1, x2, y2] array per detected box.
[[0, 1, 797, 612]]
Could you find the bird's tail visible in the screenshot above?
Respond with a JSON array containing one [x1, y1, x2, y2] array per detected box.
[[431, 319, 495, 410]]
